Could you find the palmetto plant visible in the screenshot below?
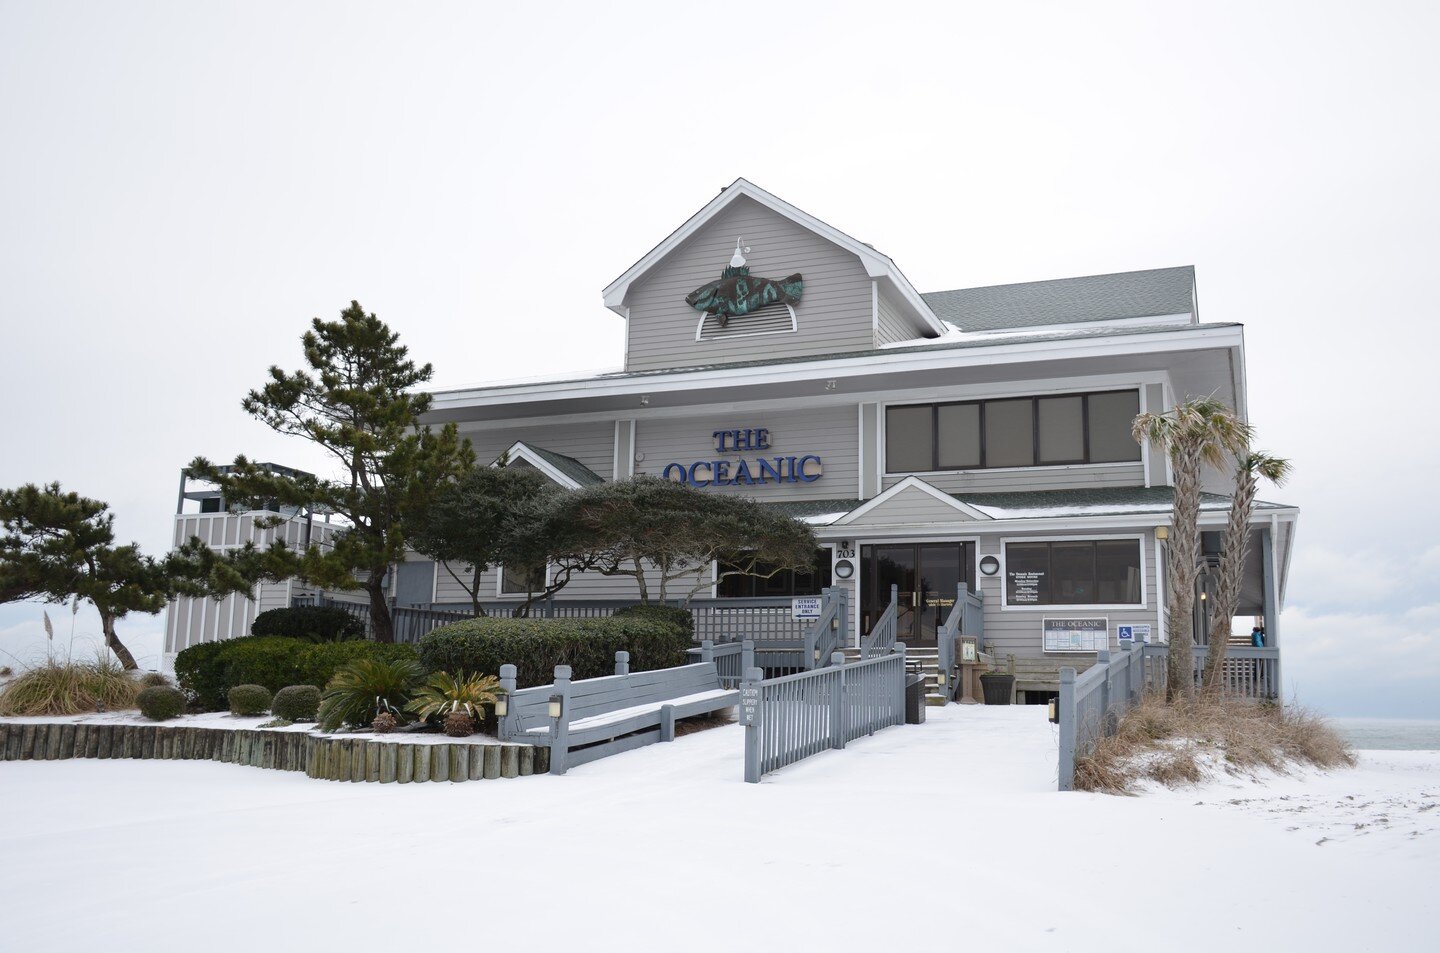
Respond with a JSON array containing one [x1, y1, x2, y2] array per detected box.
[[316, 657, 423, 731], [405, 670, 502, 723], [1132, 396, 1253, 699], [1203, 451, 1292, 693]]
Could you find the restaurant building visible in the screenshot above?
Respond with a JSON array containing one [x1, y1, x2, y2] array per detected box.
[[165, 179, 1296, 699]]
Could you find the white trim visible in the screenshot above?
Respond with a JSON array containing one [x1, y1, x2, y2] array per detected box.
[[628, 419, 637, 479], [871, 280, 879, 336], [612, 420, 622, 482], [1139, 382, 1151, 489], [996, 534, 1148, 611], [600, 177, 949, 337], [493, 441, 588, 490], [695, 303, 797, 342], [834, 475, 992, 526], [957, 313, 1193, 337], [814, 509, 1296, 539], [856, 402, 865, 500], [1153, 534, 1166, 645]]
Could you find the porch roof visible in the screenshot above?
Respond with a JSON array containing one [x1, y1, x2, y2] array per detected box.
[[954, 485, 1293, 520], [759, 498, 864, 525]]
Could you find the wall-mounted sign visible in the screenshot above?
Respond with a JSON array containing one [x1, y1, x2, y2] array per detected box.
[[1008, 568, 1044, 604], [685, 239, 803, 327], [1117, 624, 1151, 644], [791, 597, 822, 620], [1043, 617, 1109, 653], [662, 428, 823, 488]]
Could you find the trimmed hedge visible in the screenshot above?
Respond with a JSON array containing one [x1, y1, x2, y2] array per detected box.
[[250, 605, 366, 643], [228, 684, 273, 716], [417, 616, 691, 688], [174, 636, 420, 711], [272, 685, 322, 722], [137, 685, 185, 721], [611, 604, 694, 639]]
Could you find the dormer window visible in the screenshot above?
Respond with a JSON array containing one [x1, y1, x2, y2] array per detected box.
[[695, 302, 797, 341]]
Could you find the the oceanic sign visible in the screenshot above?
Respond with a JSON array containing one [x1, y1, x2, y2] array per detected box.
[[661, 427, 823, 488]]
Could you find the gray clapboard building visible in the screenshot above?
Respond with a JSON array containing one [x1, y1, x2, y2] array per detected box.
[[166, 179, 1295, 699]]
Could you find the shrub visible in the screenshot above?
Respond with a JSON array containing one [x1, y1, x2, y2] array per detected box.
[[317, 657, 423, 731], [137, 685, 186, 721], [219, 638, 307, 700], [271, 684, 322, 722], [250, 605, 366, 643], [293, 641, 419, 689], [174, 639, 242, 711], [406, 671, 501, 723], [228, 684, 273, 716], [371, 711, 398, 733], [443, 710, 475, 737], [139, 671, 171, 688], [0, 656, 141, 716], [175, 636, 417, 711], [417, 616, 690, 688], [612, 604, 694, 639]]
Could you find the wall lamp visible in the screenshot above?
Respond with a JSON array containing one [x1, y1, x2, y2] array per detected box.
[[548, 694, 564, 719], [494, 695, 508, 718]]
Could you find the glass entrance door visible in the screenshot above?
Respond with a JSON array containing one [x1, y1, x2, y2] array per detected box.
[[860, 542, 972, 647]]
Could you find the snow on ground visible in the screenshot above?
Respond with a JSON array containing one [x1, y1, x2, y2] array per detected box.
[[1, 705, 1435, 953]]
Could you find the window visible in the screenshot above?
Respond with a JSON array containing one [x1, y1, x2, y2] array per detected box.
[[717, 548, 833, 598], [500, 563, 546, 596], [884, 390, 1141, 472], [1004, 539, 1142, 606]]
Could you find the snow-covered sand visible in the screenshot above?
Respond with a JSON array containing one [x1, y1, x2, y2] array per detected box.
[[1, 705, 1435, 952]]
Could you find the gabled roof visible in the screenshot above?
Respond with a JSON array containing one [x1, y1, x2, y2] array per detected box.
[[834, 477, 993, 526], [955, 485, 1292, 519], [494, 442, 605, 489], [601, 178, 948, 337], [922, 266, 1196, 333]]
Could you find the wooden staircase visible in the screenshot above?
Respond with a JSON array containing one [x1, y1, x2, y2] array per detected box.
[[842, 645, 949, 706]]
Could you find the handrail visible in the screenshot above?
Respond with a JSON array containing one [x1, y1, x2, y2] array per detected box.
[[802, 587, 849, 670], [1057, 641, 1147, 791], [861, 585, 899, 659]]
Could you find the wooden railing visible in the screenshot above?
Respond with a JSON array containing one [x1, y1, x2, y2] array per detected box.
[[686, 639, 756, 689], [741, 645, 907, 783], [1141, 644, 1281, 701], [860, 585, 899, 659], [1057, 642, 1147, 791], [801, 587, 849, 671], [936, 583, 985, 700]]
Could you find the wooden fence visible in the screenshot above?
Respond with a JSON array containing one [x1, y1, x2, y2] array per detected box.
[[1056, 642, 1147, 791], [0, 721, 547, 782], [741, 646, 907, 783]]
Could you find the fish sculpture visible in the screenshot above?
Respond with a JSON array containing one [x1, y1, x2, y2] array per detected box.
[[686, 239, 803, 326]]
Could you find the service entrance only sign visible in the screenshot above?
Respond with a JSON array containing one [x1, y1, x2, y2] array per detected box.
[[791, 596, 822, 620]]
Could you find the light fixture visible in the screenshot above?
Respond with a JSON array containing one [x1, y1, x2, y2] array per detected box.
[[547, 694, 564, 719], [1200, 591, 1207, 601], [833, 558, 855, 580], [1048, 698, 1059, 724], [979, 555, 1001, 576], [634, 452, 645, 463], [639, 395, 650, 407], [1155, 526, 1169, 540], [494, 696, 508, 717], [825, 379, 838, 391]]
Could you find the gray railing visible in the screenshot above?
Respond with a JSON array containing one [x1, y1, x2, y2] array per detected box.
[[686, 639, 756, 689], [936, 583, 985, 700], [861, 585, 899, 659], [1057, 641, 1147, 791], [741, 644, 907, 783], [393, 604, 472, 643], [1140, 644, 1280, 701], [801, 587, 849, 670], [690, 597, 812, 643]]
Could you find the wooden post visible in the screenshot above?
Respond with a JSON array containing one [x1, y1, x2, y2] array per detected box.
[[615, 650, 630, 676], [518, 746, 534, 776], [549, 664, 572, 775], [742, 665, 763, 783], [741, 639, 755, 677], [699, 640, 713, 665], [483, 745, 501, 779], [498, 663, 517, 741], [1096, 649, 1111, 736], [895, 642, 907, 725], [501, 745, 519, 778], [659, 704, 676, 743], [830, 651, 847, 750], [1058, 667, 1077, 792]]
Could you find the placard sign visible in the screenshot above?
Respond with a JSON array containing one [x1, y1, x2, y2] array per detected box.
[[1043, 618, 1109, 653], [791, 596, 822, 620], [1117, 624, 1152, 644], [739, 684, 761, 726], [1008, 569, 1045, 604]]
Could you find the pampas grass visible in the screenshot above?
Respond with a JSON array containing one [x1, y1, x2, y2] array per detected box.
[[1075, 693, 1356, 794], [0, 654, 142, 716]]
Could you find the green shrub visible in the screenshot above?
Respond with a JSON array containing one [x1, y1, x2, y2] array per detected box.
[[176, 636, 418, 711], [137, 685, 186, 721], [250, 605, 366, 643], [417, 616, 690, 688], [139, 671, 171, 688], [293, 641, 419, 689], [174, 639, 248, 711], [271, 684, 322, 722], [228, 684, 273, 716], [611, 604, 695, 639], [406, 671, 501, 723], [317, 658, 423, 731], [0, 656, 141, 716], [219, 638, 307, 699]]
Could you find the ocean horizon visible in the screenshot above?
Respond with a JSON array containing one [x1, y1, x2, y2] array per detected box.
[[1332, 717, 1440, 751]]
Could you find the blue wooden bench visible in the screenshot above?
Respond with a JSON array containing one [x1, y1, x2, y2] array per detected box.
[[496, 653, 739, 774]]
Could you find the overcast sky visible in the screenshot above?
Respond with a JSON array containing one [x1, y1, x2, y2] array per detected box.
[[2, 1, 1436, 718]]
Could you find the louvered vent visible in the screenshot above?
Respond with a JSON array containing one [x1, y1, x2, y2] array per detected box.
[[696, 303, 797, 341]]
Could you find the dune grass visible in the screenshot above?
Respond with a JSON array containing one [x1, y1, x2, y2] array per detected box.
[[0, 655, 142, 716], [1075, 693, 1356, 794]]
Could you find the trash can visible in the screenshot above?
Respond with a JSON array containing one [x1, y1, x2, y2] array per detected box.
[[905, 673, 927, 724]]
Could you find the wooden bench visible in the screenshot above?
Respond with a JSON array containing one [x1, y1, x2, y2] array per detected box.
[[496, 653, 739, 774]]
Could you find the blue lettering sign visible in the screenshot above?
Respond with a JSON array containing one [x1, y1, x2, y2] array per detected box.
[[664, 427, 821, 488]]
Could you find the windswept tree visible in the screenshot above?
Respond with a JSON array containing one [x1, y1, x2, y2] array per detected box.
[[189, 301, 474, 642], [0, 484, 273, 669], [1203, 451, 1291, 693], [1132, 397, 1253, 698], [546, 476, 818, 604], [407, 464, 571, 617]]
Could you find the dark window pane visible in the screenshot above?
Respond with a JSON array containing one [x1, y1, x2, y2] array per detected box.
[[937, 403, 982, 469], [1095, 539, 1143, 603], [1005, 543, 1050, 605], [501, 563, 545, 595], [886, 405, 934, 472], [1037, 396, 1085, 464], [1087, 391, 1142, 463], [985, 399, 1034, 467], [1051, 542, 1096, 604]]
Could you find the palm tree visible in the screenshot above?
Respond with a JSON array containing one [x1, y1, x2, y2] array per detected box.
[[1132, 397, 1253, 699], [1202, 451, 1292, 694]]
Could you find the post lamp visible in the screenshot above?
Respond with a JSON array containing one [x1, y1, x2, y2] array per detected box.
[[548, 694, 564, 719], [493, 694, 508, 718]]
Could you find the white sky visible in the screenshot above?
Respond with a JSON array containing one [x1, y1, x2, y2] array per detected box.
[[2, 1, 1436, 717]]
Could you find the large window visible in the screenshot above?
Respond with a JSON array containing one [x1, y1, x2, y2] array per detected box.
[[717, 548, 833, 598], [885, 390, 1142, 472], [500, 563, 547, 596], [1004, 539, 1143, 606]]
